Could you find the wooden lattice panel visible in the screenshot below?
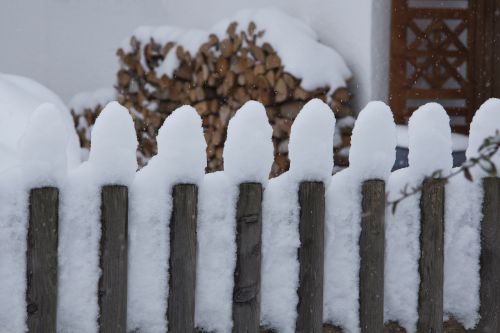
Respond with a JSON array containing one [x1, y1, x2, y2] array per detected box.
[[389, 0, 485, 133]]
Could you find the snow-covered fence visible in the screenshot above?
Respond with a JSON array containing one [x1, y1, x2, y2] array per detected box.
[[1, 99, 500, 333]]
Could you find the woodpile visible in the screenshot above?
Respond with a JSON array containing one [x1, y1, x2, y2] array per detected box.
[[73, 21, 354, 176]]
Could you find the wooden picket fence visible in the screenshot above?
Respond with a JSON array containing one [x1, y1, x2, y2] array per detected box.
[[24, 177, 499, 333]]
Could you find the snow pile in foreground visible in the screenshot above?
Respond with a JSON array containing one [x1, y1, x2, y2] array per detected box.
[[196, 100, 273, 332], [444, 98, 500, 328], [0, 73, 81, 170], [126, 8, 351, 98], [128, 106, 206, 332], [57, 102, 137, 332], [324, 101, 396, 333], [261, 99, 335, 332], [385, 103, 452, 332]]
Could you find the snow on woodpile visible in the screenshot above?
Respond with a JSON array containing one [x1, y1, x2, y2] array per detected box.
[[385, 103, 452, 332], [0, 73, 81, 169], [58, 102, 137, 332], [68, 88, 117, 159], [128, 106, 205, 332], [444, 98, 500, 328], [324, 102, 396, 332], [261, 99, 335, 332], [112, 7, 353, 173], [196, 101, 273, 332]]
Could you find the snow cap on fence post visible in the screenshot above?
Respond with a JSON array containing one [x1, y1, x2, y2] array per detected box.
[[466, 98, 500, 178], [408, 102, 452, 177], [224, 100, 274, 184], [288, 98, 335, 182], [155, 105, 206, 184], [349, 101, 396, 180], [18, 103, 68, 187], [88, 101, 138, 185]]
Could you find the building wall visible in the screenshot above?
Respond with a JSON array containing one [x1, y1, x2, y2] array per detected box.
[[0, 0, 392, 111]]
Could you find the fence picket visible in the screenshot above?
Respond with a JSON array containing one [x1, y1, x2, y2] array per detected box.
[[296, 181, 325, 333], [359, 180, 385, 333], [26, 187, 59, 333], [417, 178, 445, 333], [98, 185, 128, 333], [167, 184, 198, 333], [232, 183, 263, 333], [478, 177, 500, 333]]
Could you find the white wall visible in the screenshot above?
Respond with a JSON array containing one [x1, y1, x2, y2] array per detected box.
[[0, 0, 391, 111]]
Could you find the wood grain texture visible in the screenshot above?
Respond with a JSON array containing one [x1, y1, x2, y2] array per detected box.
[[359, 180, 385, 333], [99, 185, 128, 333], [26, 187, 59, 333], [418, 178, 445, 333], [296, 182, 325, 333], [232, 183, 263, 333], [167, 184, 198, 333], [478, 177, 500, 333]]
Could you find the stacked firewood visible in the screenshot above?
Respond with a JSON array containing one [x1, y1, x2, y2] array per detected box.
[[73, 21, 354, 176]]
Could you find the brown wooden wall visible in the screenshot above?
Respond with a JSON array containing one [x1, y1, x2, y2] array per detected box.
[[389, 0, 500, 134]]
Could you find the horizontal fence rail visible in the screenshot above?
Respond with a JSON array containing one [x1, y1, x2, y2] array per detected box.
[[7, 177, 499, 332]]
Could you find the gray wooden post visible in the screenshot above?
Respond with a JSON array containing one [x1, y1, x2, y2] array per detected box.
[[167, 184, 198, 333], [98, 185, 128, 333], [359, 180, 385, 333], [417, 178, 445, 333], [232, 183, 263, 333], [26, 187, 59, 333], [478, 177, 500, 333], [296, 181, 325, 333]]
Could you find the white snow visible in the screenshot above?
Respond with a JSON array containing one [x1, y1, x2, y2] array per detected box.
[[223, 100, 274, 184], [288, 98, 336, 182], [0, 169, 27, 333], [18, 103, 68, 188], [385, 103, 452, 332], [195, 172, 238, 333], [127, 8, 351, 98], [0, 73, 81, 170], [324, 101, 396, 332], [128, 105, 206, 332], [396, 124, 468, 151], [87, 101, 138, 185], [68, 88, 116, 115], [443, 98, 500, 328], [261, 98, 335, 332], [57, 102, 137, 332]]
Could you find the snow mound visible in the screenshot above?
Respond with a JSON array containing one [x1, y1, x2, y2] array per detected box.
[[408, 103, 452, 177], [349, 101, 396, 179], [467, 98, 500, 177], [127, 8, 351, 97], [288, 98, 336, 181], [128, 105, 206, 332], [18, 103, 68, 188], [0, 73, 81, 169], [88, 101, 138, 185], [224, 100, 274, 184]]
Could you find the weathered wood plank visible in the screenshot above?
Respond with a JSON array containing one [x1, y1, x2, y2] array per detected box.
[[296, 182, 325, 333], [359, 180, 385, 333], [232, 183, 263, 333], [417, 178, 445, 333], [26, 187, 59, 333], [478, 177, 500, 333], [167, 184, 198, 333], [99, 185, 128, 333]]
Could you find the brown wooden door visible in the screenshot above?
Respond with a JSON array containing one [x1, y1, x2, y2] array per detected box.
[[389, 0, 498, 134]]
